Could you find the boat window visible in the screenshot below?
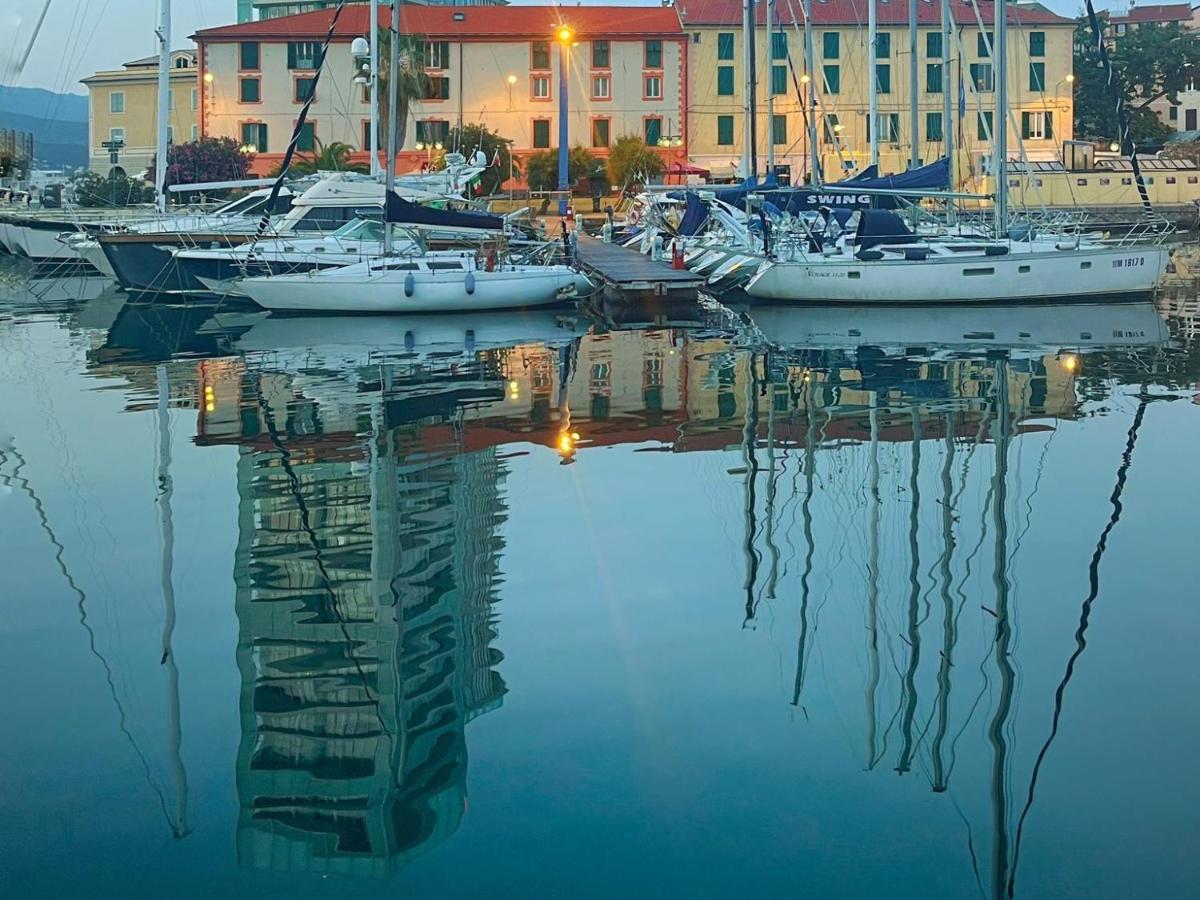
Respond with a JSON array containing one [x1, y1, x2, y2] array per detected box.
[[428, 261, 465, 270], [945, 245, 987, 253], [847, 271, 861, 279], [962, 267, 994, 276], [374, 262, 417, 271], [1167, 176, 1177, 185], [1080, 261, 1092, 269], [290, 205, 358, 231], [1076, 178, 1088, 186], [1019, 265, 1031, 273]]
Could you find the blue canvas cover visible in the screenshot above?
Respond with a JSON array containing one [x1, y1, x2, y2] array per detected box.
[[677, 193, 709, 236], [855, 209, 919, 250], [383, 191, 504, 230]]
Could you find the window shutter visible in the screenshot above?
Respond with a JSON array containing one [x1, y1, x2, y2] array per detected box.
[[1045, 112, 1053, 140], [287, 43, 297, 69]]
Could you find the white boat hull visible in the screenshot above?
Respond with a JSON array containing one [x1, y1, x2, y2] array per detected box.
[[241, 265, 591, 313], [16, 225, 80, 261], [746, 244, 1170, 303]]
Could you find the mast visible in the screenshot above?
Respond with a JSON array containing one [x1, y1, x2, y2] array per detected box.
[[868, 0, 878, 167], [864, 396, 882, 769], [742, 0, 755, 179], [791, 372, 817, 706], [994, 0, 1008, 233], [766, 0, 776, 175], [909, 0, 919, 169], [155, 0, 171, 214], [742, 352, 761, 622], [930, 411, 956, 792], [941, 0, 955, 218], [384, 0, 400, 255], [896, 403, 922, 774], [369, 0, 379, 176], [803, 0, 819, 182]]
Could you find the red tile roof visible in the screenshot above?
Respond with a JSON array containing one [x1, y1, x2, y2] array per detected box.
[[1108, 3, 1193, 24], [676, 0, 1073, 27], [194, 5, 684, 42]]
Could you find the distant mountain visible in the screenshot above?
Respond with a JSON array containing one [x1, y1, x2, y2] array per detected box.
[[0, 86, 88, 168]]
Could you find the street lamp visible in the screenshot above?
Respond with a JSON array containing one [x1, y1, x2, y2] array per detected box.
[[506, 73, 517, 110], [555, 23, 575, 215]]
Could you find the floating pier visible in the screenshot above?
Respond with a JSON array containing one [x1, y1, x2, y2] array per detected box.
[[575, 233, 704, 296]]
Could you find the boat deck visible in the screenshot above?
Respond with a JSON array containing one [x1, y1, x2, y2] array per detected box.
[[575, 233, 704, 295]]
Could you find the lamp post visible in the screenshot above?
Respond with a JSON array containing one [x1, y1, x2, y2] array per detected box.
[[506, 73, 517, 111], [351, 36, 375, 174], [555, 24, 575, 216]]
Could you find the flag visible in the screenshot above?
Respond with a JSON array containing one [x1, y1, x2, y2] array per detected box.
[[491, 148, 501, 166]]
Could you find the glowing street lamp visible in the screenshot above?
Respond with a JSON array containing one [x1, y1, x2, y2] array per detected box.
[[555, 23, 575, 215]]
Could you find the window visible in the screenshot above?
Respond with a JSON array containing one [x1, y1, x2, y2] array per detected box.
[[885, 113, 901, 143], [977, 111, 993, 140], [1170, 105, 1179, 121], [533, 119, 551, 148], [771, 114, 787, 145], [591, 74, 611, 100], [109, 92, 124, 113], [294, 77, 315, 103], [876, 64, 891, 94], [1029, 62, 1045, 92], [191, 88, 198, 110], [718, 65, 734, 95], [173, 55, 190, 69], [823, 114, 839, 144], [422, 75, 451, 100], [971, 63, 995, 92], [771, 31, 787, 60], [297, 121, 316, 152], [532, 74, 551, 99], [926, 111, 943, 141], [240, 122, 266, 152], [423, 41, 450, 69], [108, 127, 124, 144], [717, 114, 734, 145], [771, 65, 787, 95], [927, 31, 942, 58], [415, 119, 450, 145], [645, 39, 662, 68], [926, 63, 943, 93], [240, 78, 260, 103], [823, 32, 839, 60], [644, 74, 663, 99], [875, 33, 891, 58], [287, 41, 322, 70], [1021, 111, 1053, 139], [1116, 22, 1127, 35], [240, 42, 259, 70], [362, 121, 377, 151], [977, 31, 993, 57], [532, 41, 550, 70], [1189, 108, 1198, 130], [824, 64, 840, 94], [592, 40, 610, 68], [591, 118, 610, 148], [644, 116, 662, 145], [717, 32, 735, 60], [1030, 31, 1045, 57], [191, 124, 199, 141]]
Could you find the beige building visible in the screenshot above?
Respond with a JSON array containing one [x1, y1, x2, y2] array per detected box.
[[676, 0, 1075, 183], [81, 50, 200, 175], [1109, 3, 1200, 133], [194, 5, 688, 178]]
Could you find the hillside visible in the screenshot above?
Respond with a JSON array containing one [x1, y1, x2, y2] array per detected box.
[[0, 86, 88, 168]]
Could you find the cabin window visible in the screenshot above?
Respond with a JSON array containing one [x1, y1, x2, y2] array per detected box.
[[847, 271, 861, 279], [240, 78, 260, 103], [109, 92, 124, 113], [531, 41, 551, 70], [717, 32, 735, 60], [532, 119, 551, 148], [429, 262, 465, 271], [1029, 31, 1046, 56], [823, 32, 839, 60], [1019, 265, 1031, 273], [717, 115, 734, 145], [1081, 261, 1092, 269], [926, 63, 943, 93], [1077, 178, 1088, 186], [1009, 179, 1020, 187], [1189, 176, 1198, 184], [824, 64, 840, 94], [645, 40, 663, 68], [1121, 177, 1133, 185], [718, 66, 734, 95], [963, 267, 995, 276], [1167, 176, 1177, 184]]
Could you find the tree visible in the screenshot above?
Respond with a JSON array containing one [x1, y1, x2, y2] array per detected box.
[[147, 137, 254, 201], [606, 134, 666, 189], [71, 169, 154, 208], [525, 146, 600, 191], [448, 123, 517, 195], [1074, 17, 1199, 145], [270, 140, 368, 177], [376, 30, 428, 154]]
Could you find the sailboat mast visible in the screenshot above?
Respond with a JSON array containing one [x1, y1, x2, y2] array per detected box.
[[994, 0, 1008, 233], [742, 0, 754, 178], [155, 0, 171, 215], [908, 0, 919, 169], [868, 0, 878, 167], [766, 0, 776, 175], [941, 0, 955, 218], [369, 0, 380, 176], [384, 0, 400, 255], [803, 0, 819, 182]]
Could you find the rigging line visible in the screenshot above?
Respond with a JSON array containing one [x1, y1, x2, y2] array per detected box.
[[896, 403, 923, 774], [930, 410, 958, 792], [790, 375, 818, 707], [742, 351, 764, 624], [1006, 395, 1151, 899], [0, 447, 181, 837]]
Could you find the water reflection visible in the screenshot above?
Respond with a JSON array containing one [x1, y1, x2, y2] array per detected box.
[[3, 274, 1199, 895]]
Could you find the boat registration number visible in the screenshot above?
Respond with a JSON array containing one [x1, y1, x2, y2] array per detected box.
[[1112, 256, 1145, 268]]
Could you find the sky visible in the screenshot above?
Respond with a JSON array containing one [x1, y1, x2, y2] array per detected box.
[[4, 0, 1105, 96]]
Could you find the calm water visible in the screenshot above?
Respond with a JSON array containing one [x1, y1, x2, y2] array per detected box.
[[2, 268, 1199, 898]]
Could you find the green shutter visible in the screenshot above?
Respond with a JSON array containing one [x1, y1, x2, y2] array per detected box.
[[771, 32, 787, 60], [926, 32, 942, 58], [772, 115, 787, 145], [876, 64, 890, 94], [824, 64, 840, 94], [717, 33, 734, 60], [978, 31, 993, 57], [875, 33, 890, 58], [1029, 62, 1045, 92], [646, 40, 662, 68], [822, 32, 839, 60], [1045, 112, 1053, 140], [297, 122, 315, 152], [287, 42, 297, 69], [717, 66, 734, 95], [645, 117, 662, 145], [927, 112, 943, 141], [717, 115, 734, 145], [926, 63, 942, 93], [772, 65, 787, 95], [1030, 31, 1045, 56]]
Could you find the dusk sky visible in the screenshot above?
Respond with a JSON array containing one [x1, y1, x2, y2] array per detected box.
[[4, 0, 1103, 97]]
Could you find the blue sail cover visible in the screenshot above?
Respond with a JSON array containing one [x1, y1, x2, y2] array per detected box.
[[678, 193, 709, 236], [383, 191, 504, 230]]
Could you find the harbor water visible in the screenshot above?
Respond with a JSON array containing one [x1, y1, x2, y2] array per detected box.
[[1, 267, 1198, 898]]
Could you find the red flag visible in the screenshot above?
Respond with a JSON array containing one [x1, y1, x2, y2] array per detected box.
[[491, 148, 501, 167]]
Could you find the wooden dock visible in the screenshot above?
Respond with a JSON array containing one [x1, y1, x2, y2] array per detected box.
[[575, 233, 704, 296]]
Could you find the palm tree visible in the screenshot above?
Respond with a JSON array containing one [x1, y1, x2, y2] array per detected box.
[[376, 30, 428, 154], [269, 140, 368, 177]]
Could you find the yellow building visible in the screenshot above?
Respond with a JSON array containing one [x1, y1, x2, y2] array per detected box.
[[81, 50, 200, 176], [676, 0, 1076, 182]]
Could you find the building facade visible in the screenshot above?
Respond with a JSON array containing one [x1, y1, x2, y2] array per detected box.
[[1109, 4, 1200, 133], [195, 5, 688, 178], [677, 0, 1075, 181], [80, 51, 200, 175], [237, 0, 507, 26]]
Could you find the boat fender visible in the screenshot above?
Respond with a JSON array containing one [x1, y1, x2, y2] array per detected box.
[[404, 273, 415, 297], [904, 247, 929, 261], [465, 271, 476, 295], [404, 330, 415, 351], [984, 245, 1009, 257], [855, 249, 885, 261]]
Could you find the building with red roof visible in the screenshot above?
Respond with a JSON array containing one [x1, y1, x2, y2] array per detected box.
[[194, 4, 688, 178]]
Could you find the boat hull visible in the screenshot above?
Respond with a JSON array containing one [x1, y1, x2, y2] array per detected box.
[[746, 244, 1170, 304], [100, 232, 254, 293]]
